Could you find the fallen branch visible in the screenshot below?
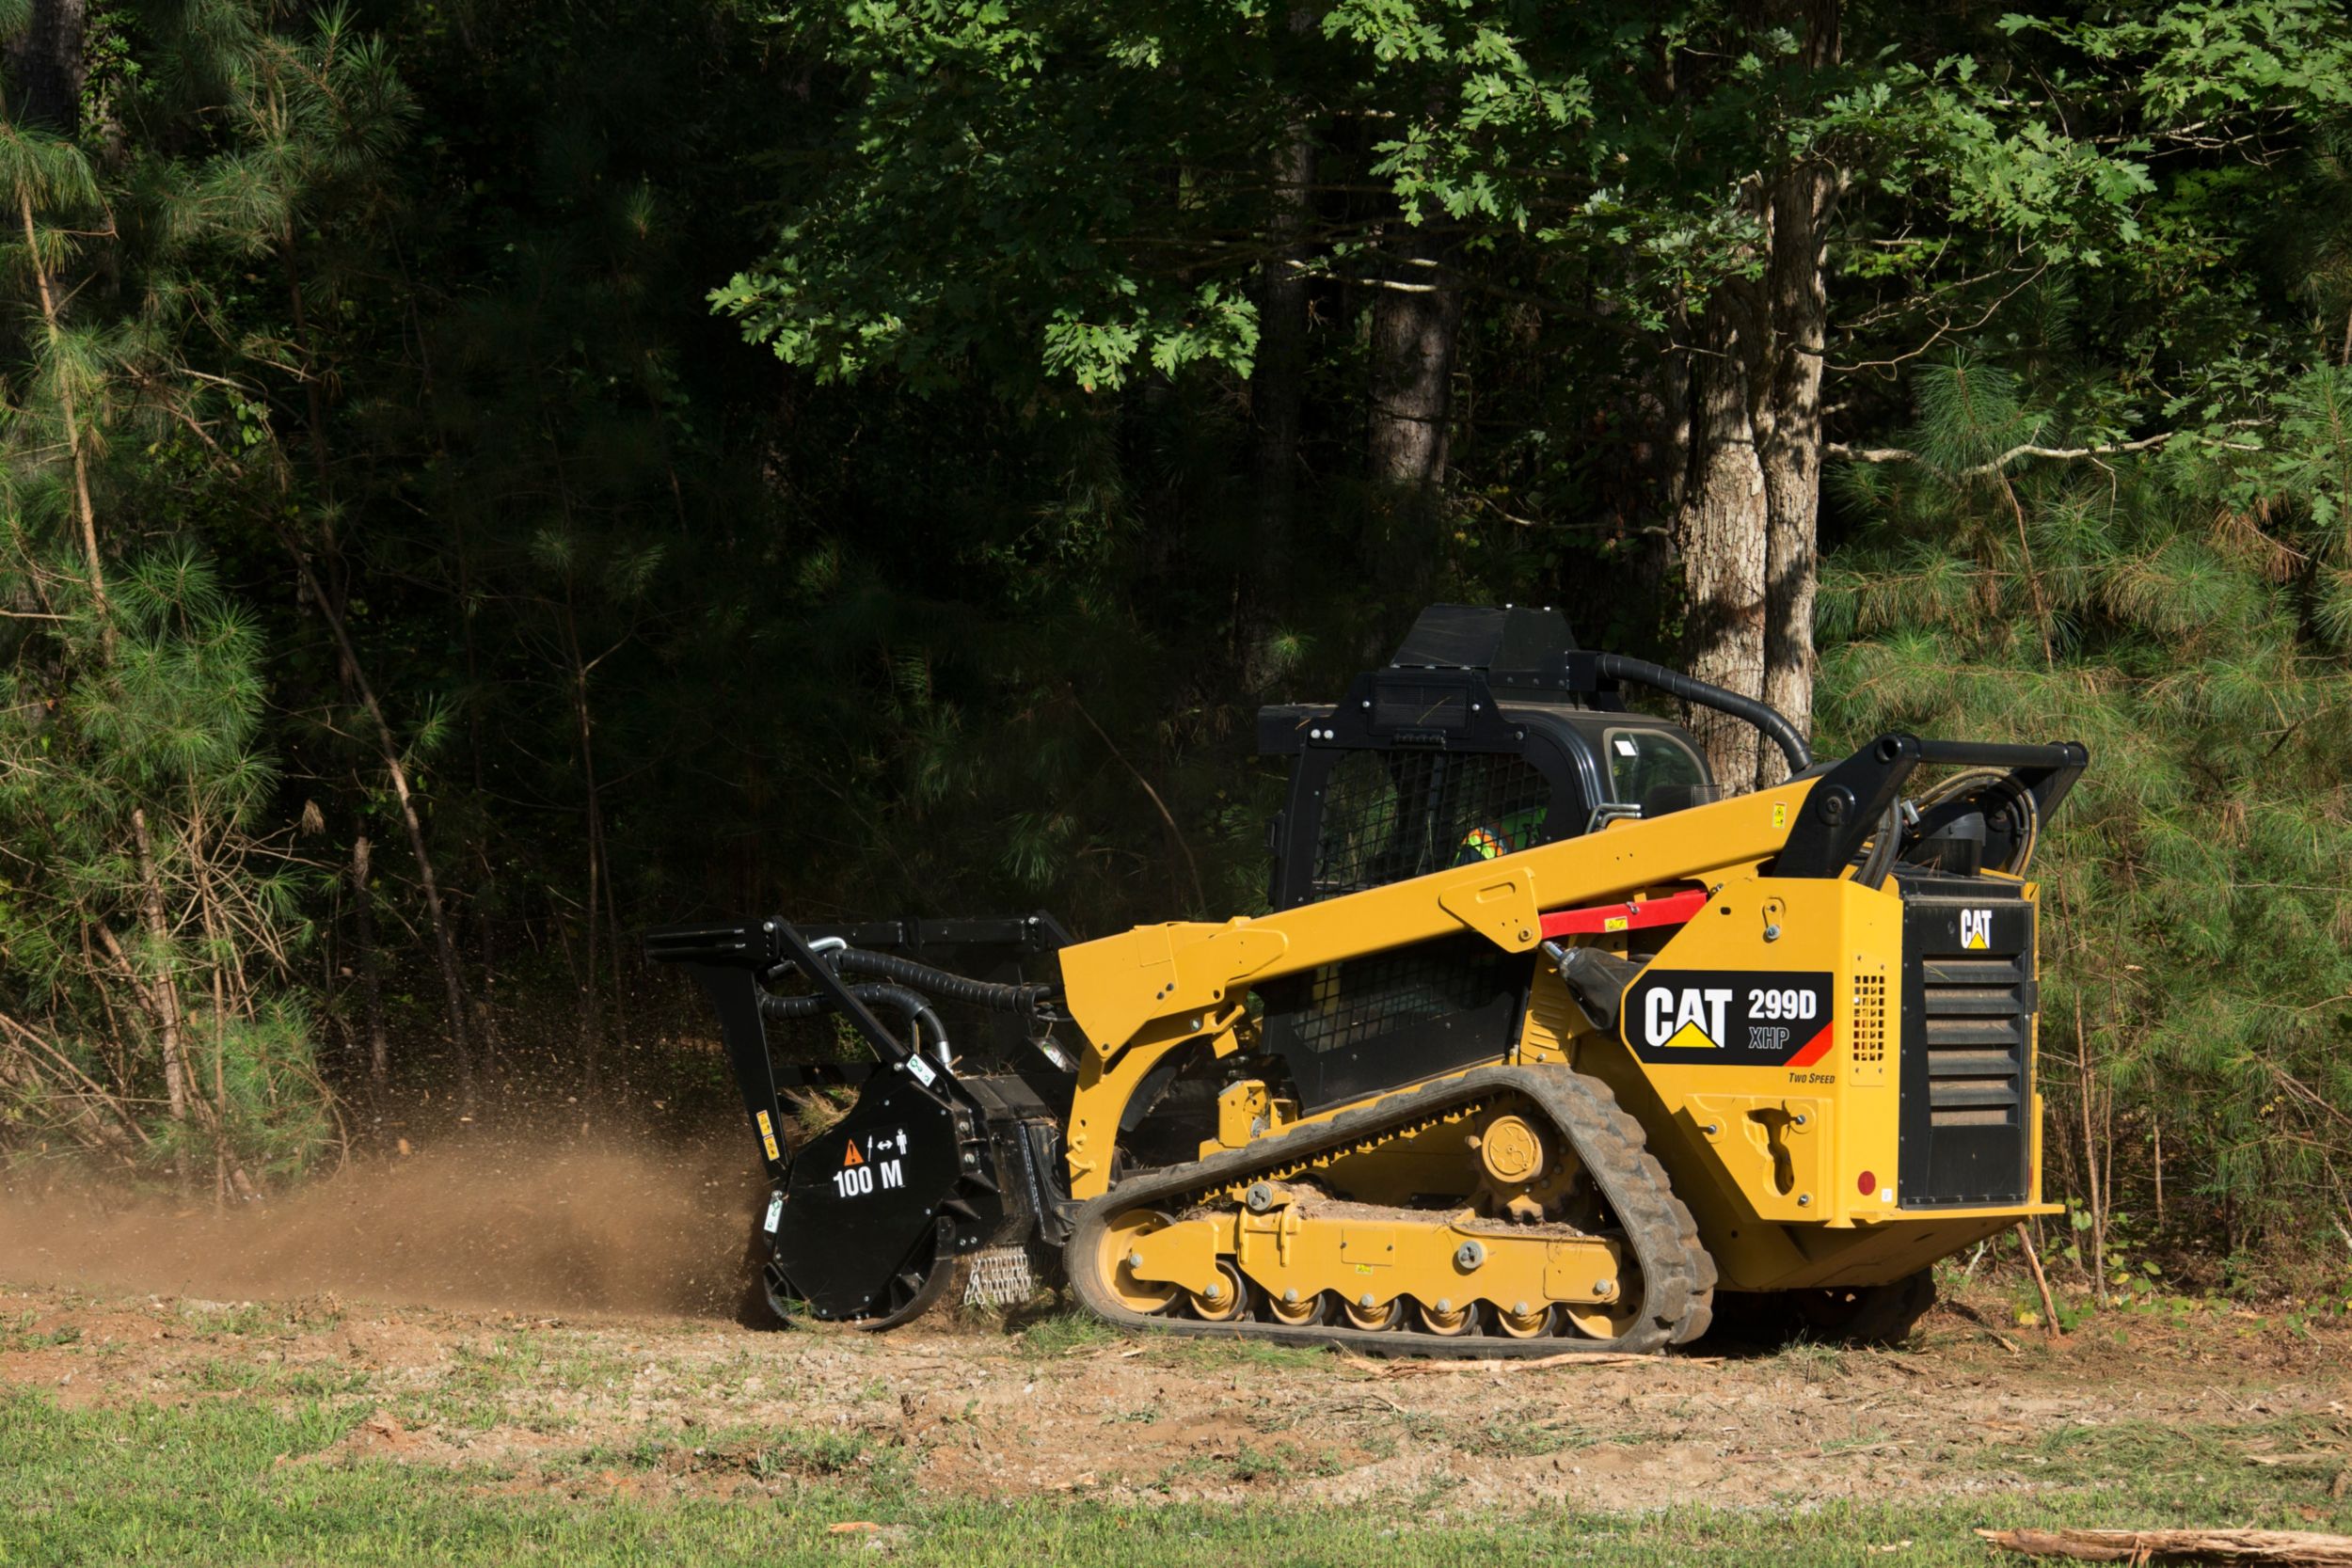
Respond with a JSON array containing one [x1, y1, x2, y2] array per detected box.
[[1977, 1527, 2352, 1564], [2016, 1221, 2065, 1340]]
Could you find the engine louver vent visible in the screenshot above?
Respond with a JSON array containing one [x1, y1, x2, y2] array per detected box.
[[1920, 956, 2027, 1128], [1898, 876, 2037, 1208]]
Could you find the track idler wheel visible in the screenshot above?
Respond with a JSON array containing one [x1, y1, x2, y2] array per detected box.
[[1417, 1298, 1478, 1337], [1188, 1261, 1249, 1323], [1495, 1303, 1553, 1338], [1098, 1210, 1181, 1315], [1265, 1288, 1326, 1326]]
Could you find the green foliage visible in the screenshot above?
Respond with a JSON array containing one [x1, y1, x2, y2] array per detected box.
[[1821, 343, 2352, 1255], [0, 0, 2348, 1272]]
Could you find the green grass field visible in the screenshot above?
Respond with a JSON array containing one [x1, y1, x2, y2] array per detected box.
[[5, 1386, 2348, 1567]]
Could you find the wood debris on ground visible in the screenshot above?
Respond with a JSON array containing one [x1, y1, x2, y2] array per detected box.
[[1978, 1527, 2352, 1564]]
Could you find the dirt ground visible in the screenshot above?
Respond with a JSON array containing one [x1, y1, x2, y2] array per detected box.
[[5, 1146, 2349, 1514]]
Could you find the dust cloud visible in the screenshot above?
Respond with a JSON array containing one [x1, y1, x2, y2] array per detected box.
[[0, 1132, 767, 1320]]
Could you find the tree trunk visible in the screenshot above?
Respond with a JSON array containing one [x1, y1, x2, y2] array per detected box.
[[1754, 2, 1840, 787], [1671, 295, 1772, 787], [282, 537, 476, 1117], [6, 0, 87, 133], [1366, 229, 1461, 589], [1244, 113, 1312, 674], [127, 807, 192, 1187], [1673, 0, 1841, 791], [574, 671, 605, 1119], [19, 187, 110, 650], [563, 593, 607, 1123], [350, 833, 389, 1091]]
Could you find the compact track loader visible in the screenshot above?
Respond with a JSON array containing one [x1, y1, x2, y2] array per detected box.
[[650, 605, 2086, 1354]]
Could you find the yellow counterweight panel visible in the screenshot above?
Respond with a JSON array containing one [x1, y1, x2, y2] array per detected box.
[[1613, 873, 1906, 1227]]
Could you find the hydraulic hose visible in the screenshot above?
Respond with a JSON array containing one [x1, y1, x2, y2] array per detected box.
[[830, 947, 1058, 1014], [1590, 653, 1812, 777], [760, 981, 946, 1056]]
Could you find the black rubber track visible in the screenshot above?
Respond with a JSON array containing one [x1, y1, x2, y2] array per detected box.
[[1066, 1064, 1716, 1358]]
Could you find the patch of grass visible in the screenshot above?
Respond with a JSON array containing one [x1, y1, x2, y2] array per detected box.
[[1013, 1309, 1120, 1359], [4, 1385, 2350, 1567], [565, 1420, 916, 1493], [1963, 1413, 2352, 1506], [1769, 1338, 1848, 1381], [0, 1310, 81, 1351], [1149, 1330, 1333, 1373], [175, 1301, 284, 1338]]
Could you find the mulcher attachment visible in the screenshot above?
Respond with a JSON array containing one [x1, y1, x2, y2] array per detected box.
[[647, 917, 1070, 1327]]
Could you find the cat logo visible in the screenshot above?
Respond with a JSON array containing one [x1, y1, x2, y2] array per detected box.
[[1643, 986, 1733, 1052], [842, 1139, 865, 1168], [1961, 908, 1994, 951]]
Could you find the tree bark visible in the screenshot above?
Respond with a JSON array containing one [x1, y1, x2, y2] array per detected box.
[[1671, 294, 1772, 787], [6, 0, 87, 133], [127, 808, 192, 1186], [1366, 228, 1462, 589], [564, 601, 606, 1122], [1756, 171, 1836, 784], [1754, 4, 1840, 787], [1672, 0, 1841, 790], [350, 833, 389, 1090], [19, 186, 110, 650], [1245, 112, 1312, 671]]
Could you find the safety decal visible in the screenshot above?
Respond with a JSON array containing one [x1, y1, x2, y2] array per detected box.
[[762, 1193, 785, 1234], [1772, 801, 1788, 829], [1622, 969, 1836, 1067], [829, 1128, 907, 1200], [755, 1108, 781, 1163]]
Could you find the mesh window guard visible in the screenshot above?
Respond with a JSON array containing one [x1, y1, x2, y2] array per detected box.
[[1270, 935, 1523, 1057], [1310, 750, 1552, 902], [1257, 931, 1530, 1111]]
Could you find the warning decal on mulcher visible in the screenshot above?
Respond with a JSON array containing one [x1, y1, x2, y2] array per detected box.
[[829, 1128, 908, 1199], [1623, 969, 1836, 1066]]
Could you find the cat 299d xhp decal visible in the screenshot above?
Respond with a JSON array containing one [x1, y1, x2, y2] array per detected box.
[[1623, 970, 1836, 1067]]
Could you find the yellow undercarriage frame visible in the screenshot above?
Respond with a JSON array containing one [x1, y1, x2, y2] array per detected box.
[[1052, 771, 2056, 1302]]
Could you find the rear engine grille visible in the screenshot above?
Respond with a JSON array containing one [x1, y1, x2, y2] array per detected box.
[[1897, 876, 2037, 1208], [1921, 956, 2027, 1128]]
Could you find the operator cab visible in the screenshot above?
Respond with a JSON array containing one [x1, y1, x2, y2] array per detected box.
[[1259, 604, 1717, 911]]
